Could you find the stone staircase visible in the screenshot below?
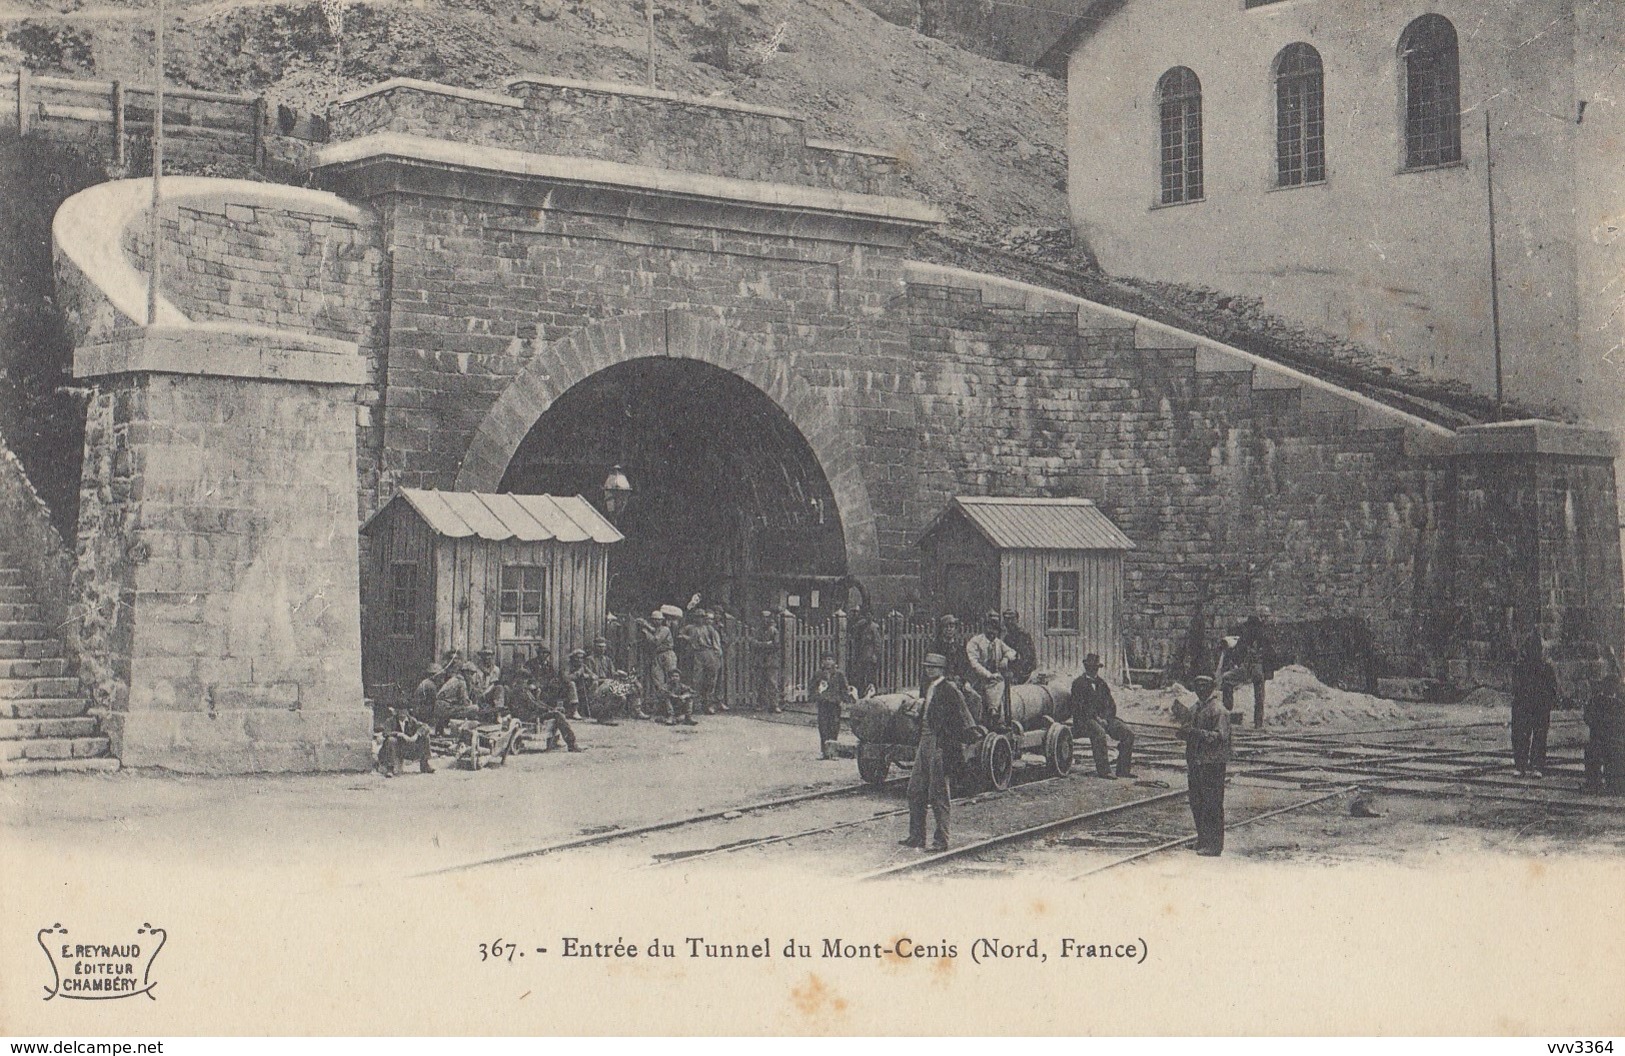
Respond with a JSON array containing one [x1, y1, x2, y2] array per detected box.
[[0, 551, 116, 777]]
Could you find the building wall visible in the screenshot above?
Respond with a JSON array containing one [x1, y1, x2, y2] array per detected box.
[[1065, 0, 1625, 436], [999, 548, 1123, 680]]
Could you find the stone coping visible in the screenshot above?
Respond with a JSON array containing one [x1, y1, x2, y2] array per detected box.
[[333, 77, 525, 110], [53, 177, 367, 329], [75, 323, 365, 386], [1454, 419, 1619, 459], [903, 260, 1458, 442], [316, 132, 943, 226], [505, 74, 801, 121]]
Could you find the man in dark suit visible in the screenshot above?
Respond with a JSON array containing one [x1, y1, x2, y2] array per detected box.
[[808, 652, 851, 760], [378, 706, 434, 777], [1070, 652, 1136, 779], [901, 652, 978, 851], [1175, 675, 1232, 856], [1002, 610, 1036, 686], [1510, 635, 1560, 777]]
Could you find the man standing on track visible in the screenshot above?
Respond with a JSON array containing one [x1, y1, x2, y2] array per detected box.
[[1175, 674, 1232, 856], [1510, 635, 1559, 778], [808, 652, 850, 760], [1070, 652, 1136, 780], [900, 652, 975, 852]]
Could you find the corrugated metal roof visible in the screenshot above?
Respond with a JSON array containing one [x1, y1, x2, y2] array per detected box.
[[364, 489, 624, 544], [928, 496, 1135, 552]]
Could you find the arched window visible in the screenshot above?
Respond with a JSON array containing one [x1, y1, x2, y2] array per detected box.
[[1400, 15, 1461, 169], [1275, 44, 1325, 186], [1157, 67, 1203, 204]]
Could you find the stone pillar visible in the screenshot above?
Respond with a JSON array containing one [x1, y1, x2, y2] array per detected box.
[[73, 326, 372, 772], [1448, 421, 1625, 690]]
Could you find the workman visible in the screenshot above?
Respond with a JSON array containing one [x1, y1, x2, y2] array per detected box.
[[1002, 610, 1036, 686], [966, 611, 1016, 726], [684, 609, 726, 714], [1175, 674, 1231, 856], [849, 607, 884, 697], [750, 610, 784, 713], [1070, 652, 1136, 779], [901, 652, 978, 852], [378, 706, 434, 777], [808, 652, 851, 760], [1218, 614, 1276, 728], [1510, 635, 1559, 777]]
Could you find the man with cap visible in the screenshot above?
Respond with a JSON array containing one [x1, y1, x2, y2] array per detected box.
[[412, 662, 444, 725], [849, 607, 884, 697], [808, 652, 851, 760], [1002, 611, 1036, 687], [431, 660, 479, 734], [582, 635, 640, 721], [901, 652, 977, 851], [563, 647, 594, 721], [506, 665, 584, 752], [475, 649, 506, 714], [1070, 653, 1136, 779], [750, 610, 784, 713], [682, 609, 726, 715], [966, 611, 1017, 727], [378, 704, 434, 777], [1174, 674, 1232, 856]]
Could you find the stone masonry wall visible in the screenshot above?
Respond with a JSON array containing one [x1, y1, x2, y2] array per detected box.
[[122, 195, 389, 521], [78, 367, 370, 771], [904, 284, 1455, 676], [373, 192, 924, 586], [329, 81, 900, 196]]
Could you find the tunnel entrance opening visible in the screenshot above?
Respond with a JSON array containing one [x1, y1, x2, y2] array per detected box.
[[498, 357, 850, 618]]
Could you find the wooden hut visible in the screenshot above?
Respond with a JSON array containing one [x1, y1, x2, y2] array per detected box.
[[918, 497, 1136, 680], [360, 489, 623, 703]]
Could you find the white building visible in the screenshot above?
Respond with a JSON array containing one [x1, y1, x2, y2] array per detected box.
[[1058, 0, 1625, 442]]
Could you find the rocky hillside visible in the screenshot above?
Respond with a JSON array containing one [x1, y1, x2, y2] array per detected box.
[[0, 0, 1069, 237]]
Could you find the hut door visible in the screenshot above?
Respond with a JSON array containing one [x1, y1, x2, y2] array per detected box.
[[944, 561, 997, 620]]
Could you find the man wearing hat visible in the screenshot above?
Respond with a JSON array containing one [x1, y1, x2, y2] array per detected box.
[[750, 610, 784, 713], [1174, 674, 1232, 856], [966, 611, 1017, 727], [378, 704, 434, 777], [682, 609, 726, 715], [849, 607, 884, 697], [475, 649, 506, 714], [902, 652, 976, 851], [808, 652, 851, 760], [412, 662, 445, 725], [1002, 610, 1036, 687], [431, 660, 479, 734], [641, 610, 681, 720], [1070, 653, 1136, 779]]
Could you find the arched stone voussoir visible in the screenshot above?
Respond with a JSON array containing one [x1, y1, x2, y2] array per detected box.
[[454, 311, 882, 570]]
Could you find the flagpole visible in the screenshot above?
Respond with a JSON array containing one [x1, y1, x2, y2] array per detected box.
[[146, 0, 164, 326]]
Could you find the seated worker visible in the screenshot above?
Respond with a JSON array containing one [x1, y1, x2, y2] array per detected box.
[[1070, 653, 1136, 779], [475, 649, 505, 713], [581, 636, 644, 721], [525, 647, 582, 720], [378, 706, 434, 777], [507, 669, 584, 753], [431, 662, 480, 733], [563, 648, 604, 723], [807, 652, 851, 760], [411, 663, 444, 724]]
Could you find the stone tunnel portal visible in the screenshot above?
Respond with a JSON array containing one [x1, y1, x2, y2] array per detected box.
[[497, 358, 850, 620]]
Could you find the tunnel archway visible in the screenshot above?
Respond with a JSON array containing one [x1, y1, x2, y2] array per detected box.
[[497, 357, 849, 616], [454, 311, 882, 614]]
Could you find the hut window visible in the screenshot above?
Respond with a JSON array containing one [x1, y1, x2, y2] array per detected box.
[[389, 563, 419, 637], [500, 565, 547, 639], [1046, 571, 1080, 632]]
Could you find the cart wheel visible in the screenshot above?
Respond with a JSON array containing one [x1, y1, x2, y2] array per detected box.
[[979, 733, 1014, 792], [857, 753, 890, 786], [1043, 723, 1074, 777]]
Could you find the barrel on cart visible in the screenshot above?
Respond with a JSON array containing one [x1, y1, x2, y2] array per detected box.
[[846, 680, 1074, 791]]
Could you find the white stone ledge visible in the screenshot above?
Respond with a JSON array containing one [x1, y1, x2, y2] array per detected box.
[[334, 77, 525, 110], [902, 259, 1457, 441], [317, 132, 944, 226], [506, 74, 800, 120], [1455, 419, 1619, 459], [75, 324, 365, 386]]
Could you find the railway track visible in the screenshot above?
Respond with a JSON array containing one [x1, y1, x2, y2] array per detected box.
[[423, 715, 1618, 880]]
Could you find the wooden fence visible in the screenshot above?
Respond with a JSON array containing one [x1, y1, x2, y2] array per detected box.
[[1, 69, 328, 170], [602, 610, 936, 709]]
